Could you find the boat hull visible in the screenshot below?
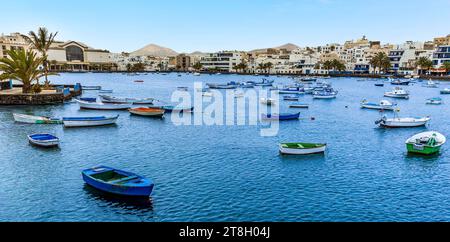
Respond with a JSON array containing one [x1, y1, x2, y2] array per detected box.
[[77, 100, 132, 110], [380, 121, 428, 128], [82, 173, 153, 197], [361, 105, 394, 111], [28, 135, 59, 147], [13, 113, 62, 124], [384, 94, 409, 99], [406, 143, 441, 155], [313, 95, 336, 99], [129, 110, 165, 117], [63, 116, 119, 128], [262, 113, 300, 121], [279, 145, 326, 155], [289, 105, 309, 109]]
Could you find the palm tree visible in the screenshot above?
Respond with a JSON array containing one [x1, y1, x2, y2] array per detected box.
[[442, 62, 450, 75], [236, 61, 248, 73], [258, 63, 266, 73], [232, 65, 240, 73], [193, 62, 203, 72], [0, 49, 47, 93], [322, 60, 333, 71], [416, 57, 433, 75], [264, 62, 273, 74], [370, 52, 390, 74], [22, 27, 58, 88]]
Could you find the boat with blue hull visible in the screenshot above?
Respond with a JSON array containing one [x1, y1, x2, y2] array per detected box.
[[251, 79, 275, 87], [149, 105, 194, 113], [262, 112, 300, 121], [28, 134, 60, 147], [82, 166, 154, 197]]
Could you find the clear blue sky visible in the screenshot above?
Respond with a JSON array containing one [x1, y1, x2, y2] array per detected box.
[[2, 0, 449, 53]]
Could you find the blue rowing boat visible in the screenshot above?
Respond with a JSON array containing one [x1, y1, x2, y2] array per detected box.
[[28, 134, 60, 147], [82, 166, 154, 197], [80, 97, 97, 102], [150, 105, 194, 113], [262, 112, 300, 121]]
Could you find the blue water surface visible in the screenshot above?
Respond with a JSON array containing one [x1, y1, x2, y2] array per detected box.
[[0, 73, 449, 222]]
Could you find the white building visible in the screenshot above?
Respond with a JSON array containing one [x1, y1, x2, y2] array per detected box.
[[200, 51, 242, 72], [47, 41, 115, 71]]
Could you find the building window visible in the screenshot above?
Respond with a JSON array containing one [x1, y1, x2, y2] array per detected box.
[[66, 45, 84, 62]]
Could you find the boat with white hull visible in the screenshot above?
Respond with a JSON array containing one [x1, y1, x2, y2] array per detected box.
[[279, 143, 327, 155], [99, 95, 154, 105], [361, 100, 396, 111], [13, 113, 62, 124], [384, 87, 409, 99], [76, 100, 132, 110], [63, 115, 119, 128], [376, 116, 431, 128], [28, 134, 60, 147]]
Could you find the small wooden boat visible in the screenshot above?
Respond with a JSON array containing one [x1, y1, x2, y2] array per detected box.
[[13, 113, 62, 124], [99, 95, 154, 105], [384, 87, 409, 99], [79, 97, 97, 102], [149, 105, 194, 113], [132, 98, 155, 105], [239, 82, 255, 88], [129, 107, 165, 117], [134, 80, 144, 83], [82, 86, 102, 90], [279, 143, 327, 155], [283, 96, 299, 101], [63, 115, 119, 128], [422, 80, 439, 88], [206, 82, 238, 89], [390, 79, 410, 86], [313, 91, 337, 99], [254, 79, 275, 87], [289, 104, 309, 109], [278, 87, 305, 94], [426, 97, 443, 105], [361, 100, 396, 111], [300, 78, 317, 83], [375, 83, 385, 87], [76, 100, 132, 110], [28, 134, 60, 147], [376, 116, 431, 128], [440, 88, 450, 95], [262, 112, 300, 121], [406, 131, 446, 155], [261, 98, 276, 105], [82, 166, 154, 197]]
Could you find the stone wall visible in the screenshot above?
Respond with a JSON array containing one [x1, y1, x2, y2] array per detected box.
[[0, 93, 65, 105]]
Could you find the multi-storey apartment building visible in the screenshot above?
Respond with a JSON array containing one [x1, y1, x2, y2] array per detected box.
[[200, 51, 242, 72], [0, 33, 29, 58]]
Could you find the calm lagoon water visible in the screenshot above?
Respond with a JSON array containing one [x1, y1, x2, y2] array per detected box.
[[1, 73, 450, 222]]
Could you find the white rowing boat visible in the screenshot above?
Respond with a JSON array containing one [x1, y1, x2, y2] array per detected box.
[[76, 100, 132, 110], [63, 115, 119, 128], [13, 113, 62, 124]]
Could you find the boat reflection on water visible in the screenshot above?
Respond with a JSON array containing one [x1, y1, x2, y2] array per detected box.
[[83, 184, 154, 212], [279, 152, 326, 163]]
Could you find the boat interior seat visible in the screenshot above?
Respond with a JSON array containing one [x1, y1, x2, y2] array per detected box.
[[110, 176, 140, 184]]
